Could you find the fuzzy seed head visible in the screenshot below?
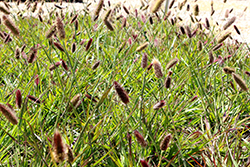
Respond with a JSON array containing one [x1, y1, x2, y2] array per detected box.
[[45, 25, 57, 39], [2, 15, 19, 36], [223, 16, 236, 30], [94, 0, 104, 19], [123, 5, 130, 14], [233, 25, 241, 35], [164, 75, 171, 89], [0, 5, 10, 15], [68, 94, 81, 112], [104, 20, 114, 31], [53, 129, 65, 163], [160, 133, 172, 150], [140, 159, 150, 167], [86, 38, 93, 51], [16, 89, 22, 109], [136, 42, 149, 52], [113, 81, 130, 104], [0, 103, 18, 125], [15, 47, 20, 59], [212, 43, 223, 51], [54, 42, 65, 52], [134, 130, 147, 147], [49, 62, 61, 71], [217, 32, 231, 43], [223, 66, 235, 74], [166, 58, 178, 70], [60, 59, 68, 71], [185, 26, 192, 38], [66, 144, 74, 163], [141, 53, 148, 69], [152, 58, 163, 78], [194, 4, 199, 16], [232, 73, 248, 91], [92, 60, 100, 70], [27, 95, 41, 104], [56, 17, 65, 39], [197, 40, 203, 51], [153, 100, 166, 110], [151, 0, 165, 13], [71, 42, 76, 53], [208, 51, 214, 64], [27, 47, 37, 63]]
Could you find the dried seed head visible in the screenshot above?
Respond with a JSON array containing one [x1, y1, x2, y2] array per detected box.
[[60, 59, 68, 71], [38, 14, 43, 22], [134, 130, 147, 147], [104, 20, 114, 31], [66, 144, 74, 163], [217, 32, 231, 43], [205, 18, 210, 29], [197, 40, 203, 51], [223, 66, 235, 74], [21, 44, 26, 52], [169, 0, 175, 9], [27, 47, 37, 63], [179, 26, 185, 35], [208, 51, 214, 64], [49, 62, 61, 71], [152, 58, 163, 78], [185, 25, 192, 38], [164, 75, 171, 89], [27, 95, 41, 104], [113, 81, 130, 104], [74, 19, 78, 30], [123, 5, 130, 14], [31, 1, 37, 13], [0, 5, 10, 15], [223, 16, 236, 30], [85, 38, 93, 51], [141, 53, 148, 69], [140, 159, 150, 167], [45, 25, 57, 39], [2, 15, 19, 36], [245, 71, 250, 77], [166, 58, 178, 70], [212, 43, 223, 51], [104, 9, 112, 21], [233, 25, 240, 35], [160, 133, 172, 150], [16, 89, 22, 108], [15, 47, 20, 59], [56, 17, 65, 39], [194, 4, 199, 16], [54, 42, 65, 52], [94, 0, 103, 19], [67, 94, 81, 112], [121, 17, 127, 28], [232, 73, 248, 91], [71, 42, 76, 53], [70, 14, 78, 24], [53, 129, 65, 163], [92, 60, 100, 70], [153, 100, 166, 110], [136, 42, 149, 52], [151, 0, 165, 13], [0, 103, 18, 125], [149, 16, 153, 25]]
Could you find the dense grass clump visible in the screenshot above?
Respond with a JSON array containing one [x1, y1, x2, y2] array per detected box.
[[0, 0, 250, 166]]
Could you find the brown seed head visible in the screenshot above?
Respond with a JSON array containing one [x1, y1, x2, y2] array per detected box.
[[104, 9, 112, 21], [164, 75, 171, 89], [160, 133, 172, 150], [54, 42, 65, 52], [60, 59, 68, 71], [86, 38, 93, 51], [223, 66, 235, 74], [123, 5, 130, 14], [223, 16, 236, 30], [56, 17, 65, 39], [15, 47, 20, 59], [94, 0, 104, 19], [66, 144, 74, 163], [208, 51, 214, 64], [194, 4, 199, 16], [70, 14, 78, 24], [134, 130, 147, 147], [233, 25, 240, 35], [152, 58, 163, 78], [2, 15, 19, 36], [113, 81, 130, 104], [212, 43, 223, 51], [141, 53, 148, 69], [16, 89, 22, 108], [45, 25, 57, 39], [232, 73, 248, 91], [67, 94, 81, 112], [140, 159, 150, 167], [151, 0, 165, 13], [0, 5, 10, 15], [53, 129, 65, 163], [49, 62, 61, 71], [27, 95, 41, 104], [166, 58, 178, 70], [136, 42, 149, 52], [153, 100, 166, 110], [0, 103, 18, 125], [92, 60, 100, 70], [197, 40, 203, 51], [104, 20, 114, 31], [27, 47, 37, 63], [217, 32, 231, 43], [185, 25, 192, 38], [71, 42, 76, 53]]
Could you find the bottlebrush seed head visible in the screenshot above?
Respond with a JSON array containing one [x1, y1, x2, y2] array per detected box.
[[94, 0, 103, 19], [27, 47, 37, 63], [15, 47, 20, 59], [151, 0, 165, 13], [164, 75, 171, 89], [245, 71, 250, 77], [208, 51, 214, 64], [217, 32, 231, 43], [141, 53, 148, 69], [212, 43, 223, 51], [169, 0, 175, 9], [233, 25, 241, 35], [133, 130, 147, 147], [136, 42, 149, 52], [70, 14, 78, 24], [185, 25, 192, 38], [104, 9, 112, 21], [123, 5, 130, 14], [54, 42, 65, 52], [60, 59, 68, 71], [16, 89, 22, 108], [153, 100, 166, 110], [140, 159, 150, 167], [38, 14, 43, 22], [92, 60, 100, 70], [66, 144, 74, 163], [45, 25, 57, 39], [160, 133, 172, 150], [71, 42, 76, 53], [0, 103, 18, 125], [223, 16, 236, 30], [104, 20, 114, 31], [152, 58, 163, 78], [27, 95, 41, 104], [166, 58, 178, 70], [121, 17, 127, 28], [2, 15, 19, 36], [67, 94, 81, 112], [113, 81, 130, 104], [85, 38, 93, 51], [194, 4, 199, 16], [56, 17, 65, 39], [53, 129, 65, 163], [232, 73, 248, 91], [223, 66, 235, 74], [197, 40, 202, 51], [0, 5, 10, 15], [49, 62, 61, 71]]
